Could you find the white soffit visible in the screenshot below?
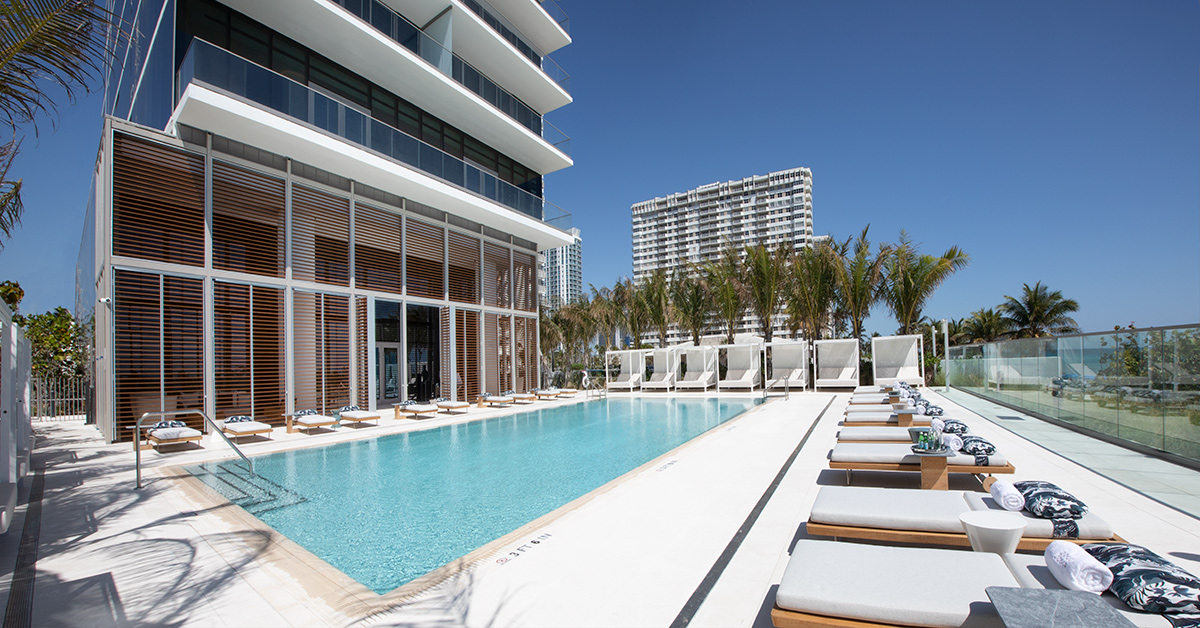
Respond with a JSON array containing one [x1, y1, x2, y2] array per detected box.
[[487, 0, 570, 53]]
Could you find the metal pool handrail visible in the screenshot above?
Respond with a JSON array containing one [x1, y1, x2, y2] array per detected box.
[[133, 409, 256, 489]]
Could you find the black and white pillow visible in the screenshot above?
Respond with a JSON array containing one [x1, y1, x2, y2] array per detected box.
[[1083, 543, 1200, 619], [925, 405, 944, 417], [296, 409, 318, 416], [960, 435, 996, 465], [225, 415, 253, 423], [1014, 480, 1088, 519], [339, 405, 360, 413], [941, 419, 969, 434]]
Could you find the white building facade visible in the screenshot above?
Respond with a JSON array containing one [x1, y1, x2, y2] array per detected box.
[[77, 0, 574, 441], [631, 167, 815, 343], [538, 227, 582, 308]]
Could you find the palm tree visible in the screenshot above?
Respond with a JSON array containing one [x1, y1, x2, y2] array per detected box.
[[640, 267, 672, 347], [613, 277, 646, 348], [882, 232, 970, 334], [742, 243, 788, 343], [705, 244, 747, 344], [0, 0, 120, 249], [958, 308, 1012, 343], [834, 226, 890, 345], [999, 282, 1080, 338], [670, 265, 710, 346], [786, 241, 839, 341], [588, 284, 617, 357]]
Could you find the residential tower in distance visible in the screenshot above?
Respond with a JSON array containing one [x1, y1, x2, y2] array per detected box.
[[539, 227, 583, 309], [631, 167, 815, 344]]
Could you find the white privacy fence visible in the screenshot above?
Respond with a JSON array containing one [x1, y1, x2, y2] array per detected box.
[[0, 302, 35, 533]]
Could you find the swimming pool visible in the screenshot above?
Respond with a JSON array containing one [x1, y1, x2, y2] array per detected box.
[[189, 396, 761, 593]]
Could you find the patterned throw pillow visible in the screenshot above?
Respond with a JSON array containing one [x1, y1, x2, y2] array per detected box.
[[1014, 480, 1089, 539], [925, 405, 944, 417], [941, 419, 969, 434], [168, 420, 186, 428], [225, 415, 253, 423], [960, 435, 996, 466], [339, 406, 360, 413], [152, 420, 172, 429], [1083, 543, 1200, 619], [296, 409, 318, 416]]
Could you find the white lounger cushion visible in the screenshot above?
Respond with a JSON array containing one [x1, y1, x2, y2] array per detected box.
[[340, 410, 381, 420], [483, 396, 514, 404], [842, 411, 897, 423], [222, 421, 273, 434], [963, 493, 1115, 539], [437, 401, 470, 409], [830, 442, 1008, 467], [295, 414, 335, 426], [837, 426, 913, 441], [400, 404, 438, 413], [149, 427, 202, 440], [811, 486, 972, 533], [854, 385, 885, 393], [777, 540, 1012, 627]]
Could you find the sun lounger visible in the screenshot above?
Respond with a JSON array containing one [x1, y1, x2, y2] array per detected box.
[[806, 485, 1123, 551], [720, 345, 760, 390], [510, 392, 535, 404], [829, 442, 1014, 490], [771, 540, 1169, 628], [220, 416, 275, 442], [395, 402, 439, 419], [286, 410, 338, 434], [337, 405, 382, 427], [837, 426, 922, 442], [477, 394, 514, 408], [533, 388, 562, 400], [557, 388, 578, 397], [435, 399, 471, 413], [842, 411, 930, 427], [144, 422, 204, 450]]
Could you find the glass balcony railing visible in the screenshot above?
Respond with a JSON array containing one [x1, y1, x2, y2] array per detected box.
[[462, 0, 571, 94], [327, 0, 569, 155], [946, 324, 1200, 466], [540, 0, 569, 34], [177, 39, 571, 231]]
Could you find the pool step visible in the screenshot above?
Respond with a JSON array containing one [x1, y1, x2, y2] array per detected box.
[[187, 464, 307, 515]]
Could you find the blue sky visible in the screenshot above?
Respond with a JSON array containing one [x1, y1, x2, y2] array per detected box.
[[1, 0, 1197, 337]]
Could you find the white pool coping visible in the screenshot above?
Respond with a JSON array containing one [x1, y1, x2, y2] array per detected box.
[[2, 390, 1198, 627]]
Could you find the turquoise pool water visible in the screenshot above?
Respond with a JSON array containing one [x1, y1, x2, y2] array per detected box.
[[189, 396, 761, 593]]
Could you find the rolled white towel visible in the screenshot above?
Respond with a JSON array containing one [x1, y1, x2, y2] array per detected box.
[[942, 433, 964, 452], [989, 479, 1025, 511], [898, 388, 911, 399], [929, 418, 945, 431], [1044, 540, 1113, 594]]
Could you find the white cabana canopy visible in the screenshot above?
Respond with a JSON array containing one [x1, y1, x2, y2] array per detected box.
[[605, 349, 648, 391], [814, 339, 859, 389], [719, 343, 761, 390], [872, 334, 925, 387], [676, 345, 718, 391], [642, 348, 680, 390], [767, 341, 809, 391]]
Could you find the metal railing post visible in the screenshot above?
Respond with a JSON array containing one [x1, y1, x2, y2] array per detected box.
[[134, 409, 255, 489]]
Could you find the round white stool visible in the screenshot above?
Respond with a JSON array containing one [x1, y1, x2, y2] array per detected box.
[[959, 510, 1027, 553]]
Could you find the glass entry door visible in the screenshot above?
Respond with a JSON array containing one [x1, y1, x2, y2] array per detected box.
[[407, 304, 440, 401], [376, 343, 401, 406]]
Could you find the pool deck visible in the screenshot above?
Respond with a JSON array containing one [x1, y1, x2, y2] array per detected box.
[[1, 389, 1198, 627]]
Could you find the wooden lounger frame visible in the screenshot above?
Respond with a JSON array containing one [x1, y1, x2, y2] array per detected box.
[[476, 396, 513, 408], [534, 390, 561, 400], [829, 460, 1015, 490], [286, 415, 337, 433], [144, 430, 203, 451], [395, 406, 438, 419], [221, 424, 274, 443], [804, 520, 1126, 552], [772, 605, 905, 628]]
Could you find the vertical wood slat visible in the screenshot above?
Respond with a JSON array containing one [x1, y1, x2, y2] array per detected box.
[[513, 250, 536, 312], [355, 296, 369, 407], [483, 242, 511, 308], [212, 161, 285, 278], [251, 285, 286, 423], [484, 312, 499, 395], [292, 184, 350, 286], [113, 270, 204, 442], [447, 231, 480, 304], [324, 294, 351, 410], [294, 290, 352, 413], [455, 309, 480, 401], [112, 133, 205, 267], [354, 203, 402, 293], [405, 218, 445, 299]]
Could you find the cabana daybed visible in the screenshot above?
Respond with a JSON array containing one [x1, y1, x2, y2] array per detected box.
[[766, 341, 808, 391], [872, 333, 925, 387], [641, 348, 679, 391], [719, 344, 761, 390], [813, 339, 859, 389], [674, 346, 718, 391]]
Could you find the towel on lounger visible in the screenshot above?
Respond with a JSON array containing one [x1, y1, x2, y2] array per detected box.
[[1045, 540, 1113, 593], [930, 418, 945, 432], [989, 479, 1025, 511], [942, 433, 964, 452]]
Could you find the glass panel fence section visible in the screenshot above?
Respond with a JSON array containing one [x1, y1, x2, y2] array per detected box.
[[178, 39, 571, 231], [461, 0, 572, 94], [540, 0, 569, 34], [947, 324, 1200, 465]]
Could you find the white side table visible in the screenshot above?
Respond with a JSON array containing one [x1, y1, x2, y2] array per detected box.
[[959, 510, 1026, 553]]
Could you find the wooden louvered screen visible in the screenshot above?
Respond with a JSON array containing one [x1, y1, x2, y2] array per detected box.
[[405, 218, 444, 299], [354, 203, 402, 294], [214, 282, 285, 426], [513, 316, 528, 392], [447, 232, 480, 304], [483, 242, 510, 308], [483, 312, 499, 394], [293, 291, 351, 413], [513, 251, 536, 312], [440, 306, 451, 400], [113, 270, 204, 442], [112, 133, 204, 267], [520, 315, 538, 391], [212, 161, 285, 277], [292, 184, 350, 286], [455, 309, 480, 401], [355, 296, 369, 407]]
